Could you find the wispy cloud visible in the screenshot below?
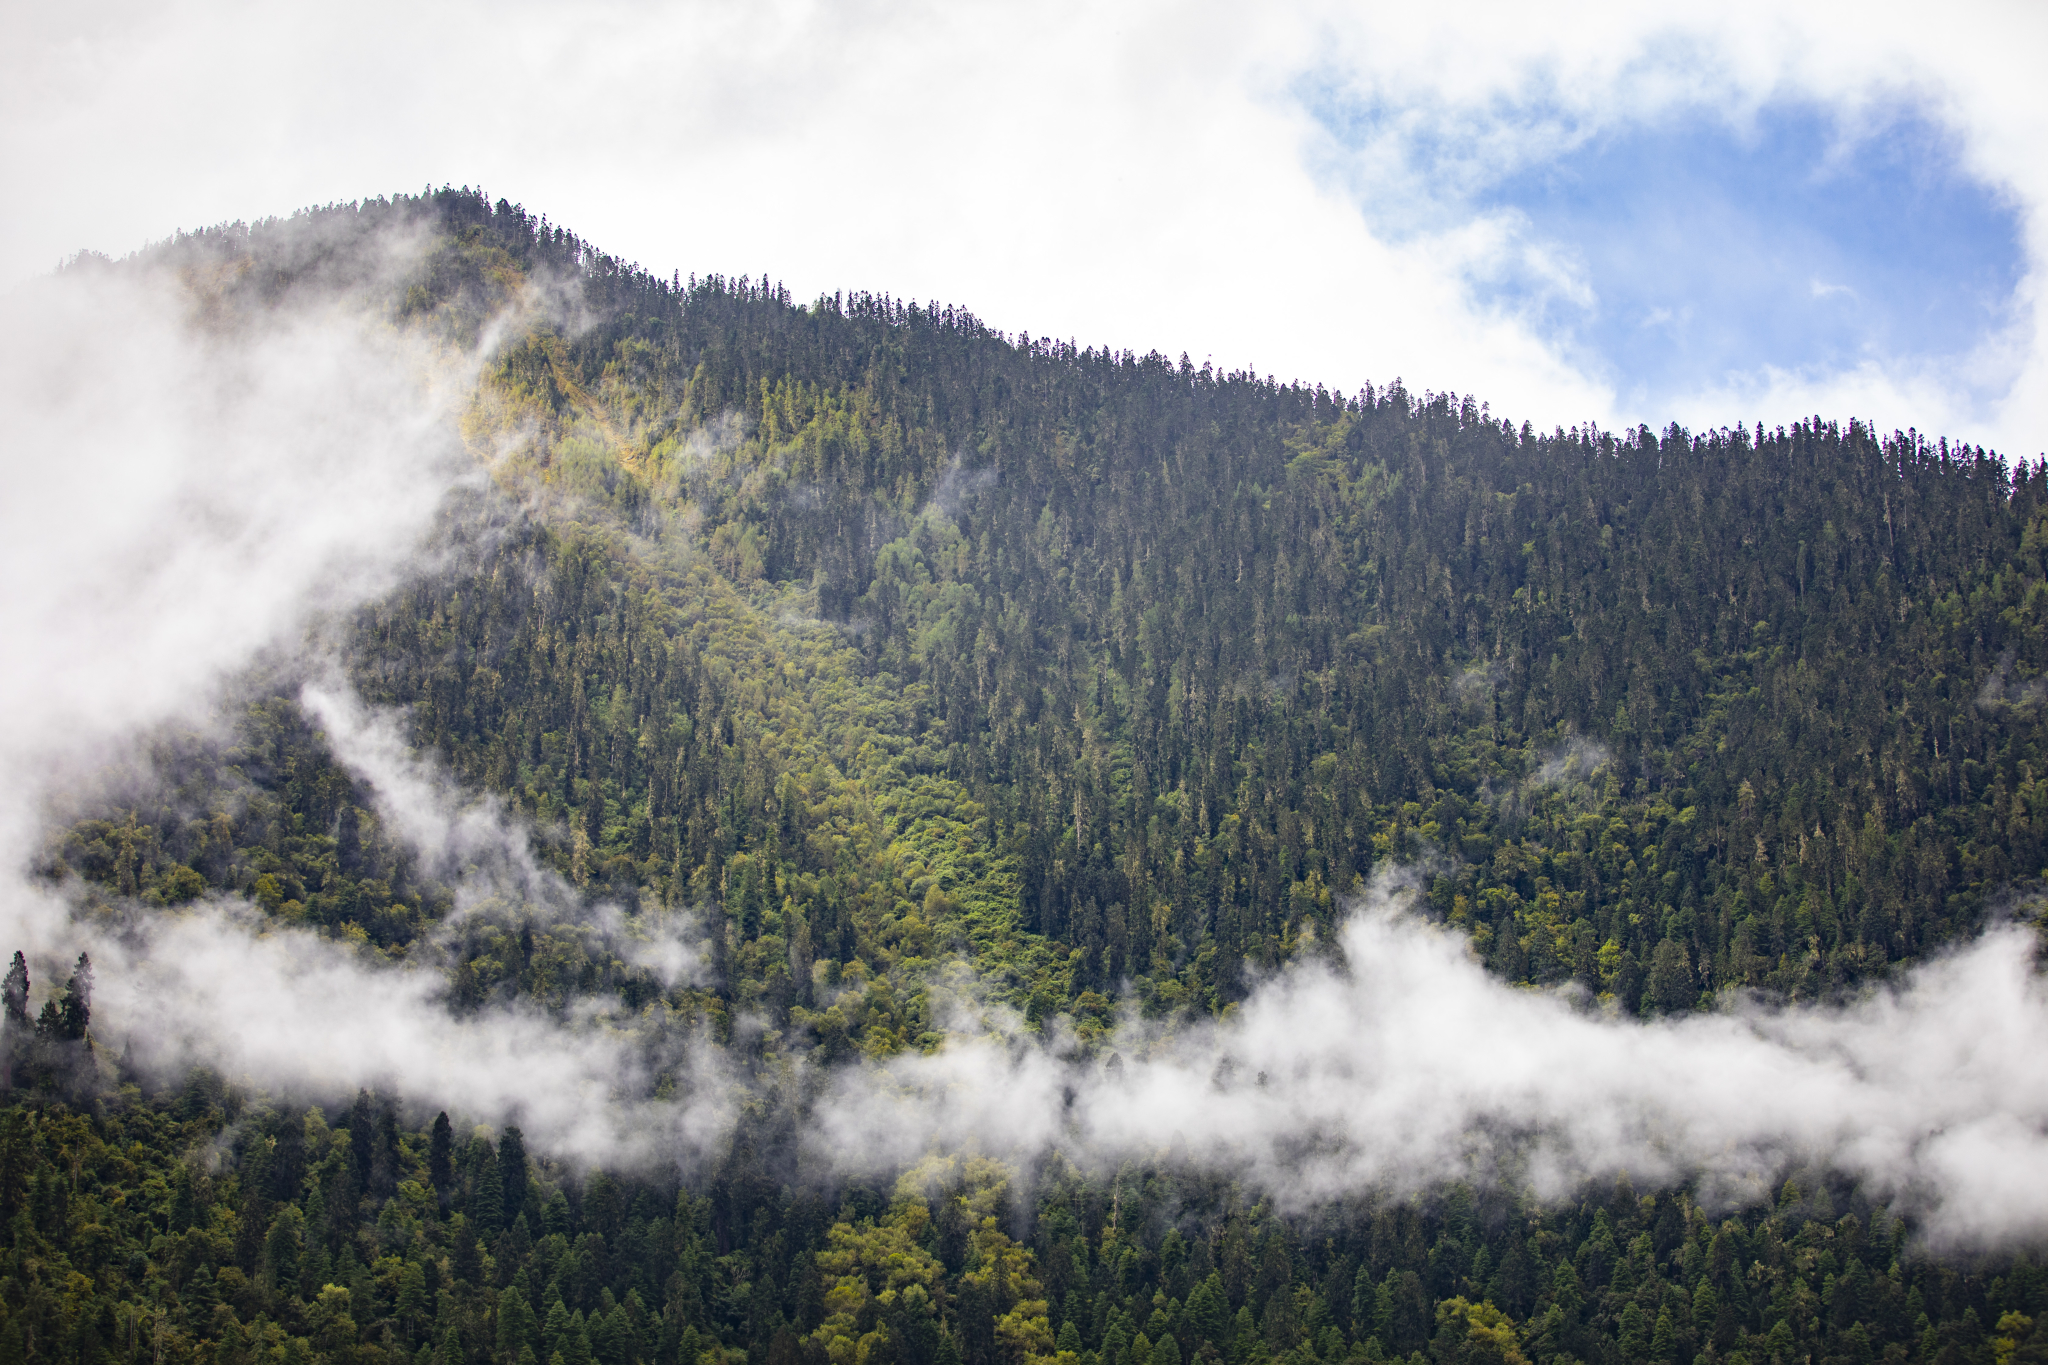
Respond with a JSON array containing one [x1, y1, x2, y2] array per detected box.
[[0, 239, 730, 1168], [810, 874, 2048, 1247], [0, 239, 466, 866], [300, 676, 712, 982]]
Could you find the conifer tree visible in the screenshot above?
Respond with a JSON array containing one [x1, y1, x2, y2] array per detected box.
[[373, 1100, 400, 1195], [501, 1124, 529, 1223], [55, 953, 90, 1042], [1, 954, 25, 1032], [349, 1089, 375, 1192], [469, 1135, 503, 1233], [0, 954, 25, 1090], [501, 1284, 539, 1362], [430, 1111, 454, 1196]]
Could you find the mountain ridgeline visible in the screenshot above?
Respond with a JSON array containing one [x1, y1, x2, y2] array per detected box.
[[78, 188, 2048, 1020], [18, 189, 2048, 1365]]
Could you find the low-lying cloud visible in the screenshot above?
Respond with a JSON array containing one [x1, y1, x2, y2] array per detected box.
[[302, 677, 711, 986], [816, 881, 2048, 1245], [1481, 735, 1610, 820], [300, 681, 566, 916], [51, 835, 2048, 1247], [83, 892, 737, 1170]]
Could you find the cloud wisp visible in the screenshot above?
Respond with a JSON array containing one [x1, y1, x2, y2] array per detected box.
[[0, 238, 734, 1170], [299, 680, 566, 917], [814, 880, 2048, 1247], [300, 678, 712, 990], [92, 894, 737, 1172]]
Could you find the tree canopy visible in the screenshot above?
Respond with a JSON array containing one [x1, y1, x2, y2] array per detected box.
[[13, 186, 2048, 1365]]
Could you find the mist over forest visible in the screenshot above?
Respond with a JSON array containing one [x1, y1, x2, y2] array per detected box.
[[5, 188, 2048, 1365]]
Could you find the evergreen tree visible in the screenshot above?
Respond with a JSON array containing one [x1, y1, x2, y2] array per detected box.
[[469, 1136, 503, 1233], [1, 953, 25, 1032], [430, 1110, 454, 1195], [501, 1124, 529, 1224], [349, 1089, 375, 1192], [501, 1285, 539, 1362], [0, 953, 25, 1089], [373, 1100, 401, 1195], [55, 953, 90, 1041]]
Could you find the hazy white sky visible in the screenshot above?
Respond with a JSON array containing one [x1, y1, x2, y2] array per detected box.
[[4, 0, 2044, 451]]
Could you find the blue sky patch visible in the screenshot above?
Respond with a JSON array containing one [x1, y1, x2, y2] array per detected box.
[[1303, 89, 2026, 414]]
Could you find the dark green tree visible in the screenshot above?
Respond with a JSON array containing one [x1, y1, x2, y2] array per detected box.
[[469, 1135, 503, 1233], [502, 1124, 530, 1224], [430, 1110, 454, 1196]]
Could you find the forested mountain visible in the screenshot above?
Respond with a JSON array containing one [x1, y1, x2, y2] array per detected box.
[[12, 187, 2048, 1365]]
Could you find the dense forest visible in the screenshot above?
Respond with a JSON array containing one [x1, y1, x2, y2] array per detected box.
[[14, 187, 2048, 1365]]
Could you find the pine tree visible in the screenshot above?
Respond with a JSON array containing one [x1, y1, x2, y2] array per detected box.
[[349, 1089, 375, 1192], [373, 1100, 401, 1195], [543, 1299, 572, 1361], [55, 954, 90, 1041], [565, 1318, 594, 1365], [469, 1136, 503, 1233], [1, 954, 25, 1032], [500, 1285, 539, 1362], [592, 1307, 628, 1365], [1650, 1307, 1679, 1362], [0, 954, 25, 1090], [501, 1124, 529, 1224], [430, 1111, 454, 1197]]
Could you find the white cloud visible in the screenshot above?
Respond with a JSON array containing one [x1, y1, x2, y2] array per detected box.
[[0, 245, 728, 1168], [814, 876, 2048, 1247], [300, 680, 564, 916], [0, 242, 466, 867], [1291, 0, 2048, 446], [301, 678, 713, 984], [45, 0, 2045, 442], [83, 889, 737, 1171]]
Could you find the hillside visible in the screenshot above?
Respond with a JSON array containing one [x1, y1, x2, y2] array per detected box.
[[10, 188, 2048, 1365]]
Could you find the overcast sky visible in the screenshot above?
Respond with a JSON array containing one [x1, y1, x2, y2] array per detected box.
[[5, 0, 2043, 455]]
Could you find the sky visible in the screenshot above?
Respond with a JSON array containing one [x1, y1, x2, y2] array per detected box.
[[3, 0, 2044, 454]]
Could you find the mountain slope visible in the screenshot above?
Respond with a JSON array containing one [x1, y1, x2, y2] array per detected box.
[[11, 187, 2048, 1365], [78, 188, 2048, 1031]]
